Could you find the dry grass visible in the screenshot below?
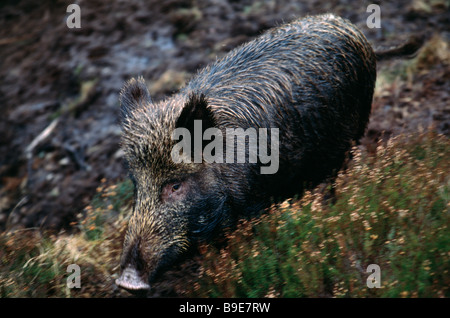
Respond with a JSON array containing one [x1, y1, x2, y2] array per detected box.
[[0, 181, 132, 298]]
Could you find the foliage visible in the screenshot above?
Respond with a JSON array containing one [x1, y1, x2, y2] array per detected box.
[[185, 131, 449, 298]]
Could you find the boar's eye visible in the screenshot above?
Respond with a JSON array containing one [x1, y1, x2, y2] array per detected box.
[[161, 181, 186, 203]]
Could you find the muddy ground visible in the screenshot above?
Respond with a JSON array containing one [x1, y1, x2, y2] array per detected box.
[[0, 0, 448, 232]]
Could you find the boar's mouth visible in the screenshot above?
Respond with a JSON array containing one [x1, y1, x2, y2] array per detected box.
[[115, 265, 150, 293]]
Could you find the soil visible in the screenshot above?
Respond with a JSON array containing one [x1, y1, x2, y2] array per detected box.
[[0, 0, 448, 233]]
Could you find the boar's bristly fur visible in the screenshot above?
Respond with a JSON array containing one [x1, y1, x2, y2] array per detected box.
[[115, 13, 420, 293]]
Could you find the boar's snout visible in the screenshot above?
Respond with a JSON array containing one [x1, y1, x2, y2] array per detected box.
[[116, 238, 151, 293], [115, 265, 150, 293]]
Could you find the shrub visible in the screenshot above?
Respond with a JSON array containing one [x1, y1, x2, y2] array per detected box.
[[186, 131, 449, 298]]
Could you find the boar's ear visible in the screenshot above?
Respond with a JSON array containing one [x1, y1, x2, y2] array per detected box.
[[175, 93, 216, 133], [119, 76, 152, 120]]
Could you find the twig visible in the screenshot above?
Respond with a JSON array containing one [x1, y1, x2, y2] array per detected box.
[[25, 118, 59, 185]]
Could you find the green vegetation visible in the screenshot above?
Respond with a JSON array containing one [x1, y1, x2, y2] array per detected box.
[[0, 131, 448, 297], [187, 131, 449, 298]]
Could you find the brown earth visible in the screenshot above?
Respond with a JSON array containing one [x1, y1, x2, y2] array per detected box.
[[0, 0, 448, 234]]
